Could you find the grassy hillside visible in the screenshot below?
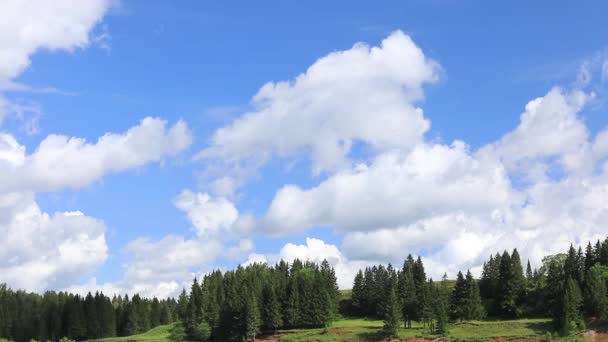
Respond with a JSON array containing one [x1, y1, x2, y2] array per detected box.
[[86, 324, 173, 342], [277, 318, 559, 341], [85, 317, 597, 341]]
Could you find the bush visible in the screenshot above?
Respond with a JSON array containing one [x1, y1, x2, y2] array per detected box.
[[192, 321, 212, 341], [169, 323, 187, 342]]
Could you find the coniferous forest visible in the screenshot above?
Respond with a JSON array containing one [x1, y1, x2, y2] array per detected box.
[[349, 238, 608, 337], [1, 239, 608, 341]]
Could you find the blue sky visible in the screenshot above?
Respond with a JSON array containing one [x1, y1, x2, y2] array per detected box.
[[1, 0, 608, 297]]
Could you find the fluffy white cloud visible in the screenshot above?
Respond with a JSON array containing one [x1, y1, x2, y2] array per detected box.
[[199, 30, 440, 175], [0, 118, 192, 293], [0, 117, 192, 193], [0, 193, 107, 292], [174, 190, 239, 237], [481, 87, 593, 179], [254, 86, 608, 286], [0, 0, 111, 80], [264, 141, 515, 233]]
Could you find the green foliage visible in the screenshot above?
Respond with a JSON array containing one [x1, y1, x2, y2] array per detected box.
[[192, 322, 211, 342], [168, 324, 186, 342], [561, 277, 584, 335], [382, 286, 401, 337], [0, 285, 175, 342], [584, 264, 608, 319]]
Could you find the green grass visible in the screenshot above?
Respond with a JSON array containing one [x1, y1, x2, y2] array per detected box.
[[86, 324, 174, 342], [277, 317, 565, 341], [84, 318, 588, 342]]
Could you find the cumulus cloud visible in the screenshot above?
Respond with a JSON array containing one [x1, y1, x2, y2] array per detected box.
[[0, 118, 193, 293], [252, 86, 608, 286], [198, 30, 440, 176], [174, 190, 239, 237], [0, 0, 111, 80], [481, 87, 593, 179], [0, 193, 107, 292], [0, 0, 111, 128], [0, 117, 192, 193], [263, 141, 515, 233]]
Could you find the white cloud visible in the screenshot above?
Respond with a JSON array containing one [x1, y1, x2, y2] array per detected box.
[[174, 190, 239, 237], [198, 30, 440, 176], [0, 0, 111, 80], [263, 141, 515, 233], [0, 117, 192, 293], [481, 87, 592, 178], [0, 193, 107, 292], [0, 117, 192, 193], [68, 235, 224, 299], [254, 86, 608, 286]]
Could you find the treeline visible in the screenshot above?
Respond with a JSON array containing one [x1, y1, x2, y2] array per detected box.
[[350, 255, 476, 336], [349, 238, 608, 337], [175, 259, 339, 341], [0, 286, 176, 342]]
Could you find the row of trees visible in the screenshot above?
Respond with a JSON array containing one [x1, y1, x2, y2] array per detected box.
[[0, 286, 176, 342], [350, 255, 484, 336], [350, 238, 608, 337], [175, 259, 339, 341]]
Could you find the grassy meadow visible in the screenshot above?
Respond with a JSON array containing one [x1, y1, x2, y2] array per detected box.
[[84, 317, 600, 341]]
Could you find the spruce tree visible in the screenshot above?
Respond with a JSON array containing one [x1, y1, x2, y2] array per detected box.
[[450, 271, 467, 320], [245, 291, 261, 341], [584, 264, 608, 319], [464, 270, 485, 320], [561, 277, 584, 335], [262, 284, 282, 333], [352, 270, 364, 315], [383, 286, 401, 338], [497, 250, 517, 317], [585, 241, 596, 272]]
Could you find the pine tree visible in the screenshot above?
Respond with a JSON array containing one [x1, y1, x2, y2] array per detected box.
[[584, 264, 608, 319], [450, 271, 467, 320], [245, 291, 261, 341], [262, 284, 282, 333], [177, 289, 189, 323], [431, 280, 449, 335], [526, 260, 533, 280], [464, 270, 485, 320], [585, 241, 596, 272], [497, 250, 517, 317], [561, 277, 584, 335], [351, 270, 364, 315], [399, 259, 417, 328], [383, 286, 401, 338]]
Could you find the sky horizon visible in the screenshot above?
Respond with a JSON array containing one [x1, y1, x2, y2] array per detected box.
[[1, 0, 608, 298]]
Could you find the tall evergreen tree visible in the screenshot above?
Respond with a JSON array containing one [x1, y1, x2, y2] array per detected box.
[[383, 286, 401, 338], [561, 277, 584, 335], [584, 264, 608, 319], [497, 251, 517, 317]]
